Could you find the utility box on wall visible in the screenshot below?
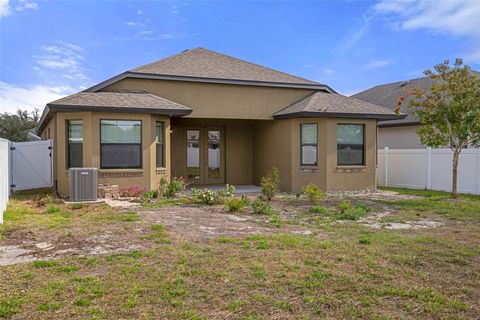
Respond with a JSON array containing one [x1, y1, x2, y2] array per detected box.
[[69, 168, 98, 202]]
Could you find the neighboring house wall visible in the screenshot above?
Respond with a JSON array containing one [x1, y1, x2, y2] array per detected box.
[[104, 78, 314, 120], [43, 111, 170, 197], [378, 125, 422, 149]]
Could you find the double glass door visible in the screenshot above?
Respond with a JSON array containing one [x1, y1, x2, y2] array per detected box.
[[186, 127, 225, 185]]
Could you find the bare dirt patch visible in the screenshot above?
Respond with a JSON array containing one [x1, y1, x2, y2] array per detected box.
[[139, 204, 312, 241], [360, 211, 445, 230], [0, 221, 151, 266]]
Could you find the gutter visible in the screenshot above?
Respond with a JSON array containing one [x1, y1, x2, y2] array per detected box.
[[273, 111, 407, 121], [36, 104, 192, 134], [85, 71, 336, 93]]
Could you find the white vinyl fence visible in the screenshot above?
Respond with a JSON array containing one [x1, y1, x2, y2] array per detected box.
[[0, 139, 10, 224], [378, 147, 480, 195]]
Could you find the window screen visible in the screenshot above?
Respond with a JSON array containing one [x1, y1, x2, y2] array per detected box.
[[155, 122, 164, 168], [68, 120, 83, 168], [337, 124, 364, 166], [100, 120, 141, 169], [301, 124, 317, 166]]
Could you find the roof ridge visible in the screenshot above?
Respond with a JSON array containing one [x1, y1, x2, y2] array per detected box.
[[130, 48, 193, 73], [129, 47, 321, 85], [191, 47, 321, 85], [273, 91, 319, 115]]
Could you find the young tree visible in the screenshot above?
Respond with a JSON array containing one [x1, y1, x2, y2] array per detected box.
[[402, 59, 480, 197], [0, 109, 40, 142]]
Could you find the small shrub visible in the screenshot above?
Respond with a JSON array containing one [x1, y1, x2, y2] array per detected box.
[[142, 190, 159, 199], [302, 183, 325, 205], [71, 203, 84, 210], [251, 199, 273, 215], [191, 188, 222, 205], [310, 205, 329, 214], [269, 215, 283, 228], [336, 203, 368, 221], [46, 204, 60, 214], [120, 186, 146, 197], [164, 177, 187, 197], [218, 184, 235, 197], [260, 167, 280, 201], [225, 196, 249, 212]]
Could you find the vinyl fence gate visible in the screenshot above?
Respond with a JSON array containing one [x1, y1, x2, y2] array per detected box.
[[10, 140, 53, 192]]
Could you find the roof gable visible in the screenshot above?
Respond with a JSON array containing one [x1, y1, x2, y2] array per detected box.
[[273, 91, 404, 120]]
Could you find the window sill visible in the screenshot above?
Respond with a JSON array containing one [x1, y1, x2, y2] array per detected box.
[[335, 166, 367, 173]]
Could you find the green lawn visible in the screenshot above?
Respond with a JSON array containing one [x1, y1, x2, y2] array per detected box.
[[0, 188, 479, 319]]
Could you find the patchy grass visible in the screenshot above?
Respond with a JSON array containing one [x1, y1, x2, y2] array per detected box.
[[0, 188, 479, 319], [379, 187, 480, 221]]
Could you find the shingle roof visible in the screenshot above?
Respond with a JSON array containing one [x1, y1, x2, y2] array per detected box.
[[351, 71, 480, 126], [130, 47, 320, 85], [48, 91, 191, 115], [37, 91, 191, 133], [273, 91, 404, 120]]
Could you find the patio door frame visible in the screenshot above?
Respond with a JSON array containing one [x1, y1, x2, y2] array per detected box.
[[185, 127, 225, 185]]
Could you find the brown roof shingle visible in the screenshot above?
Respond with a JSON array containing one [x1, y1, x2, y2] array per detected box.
[[130, 47, 320, 85], [273, 91, 404, 120], [48, 91, 191, 115]]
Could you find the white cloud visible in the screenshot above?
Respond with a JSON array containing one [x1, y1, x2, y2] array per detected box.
[[34, 42, 88, 81], [16, 0, 38, 11], [337, 12, 375, 53], [0, 81, 73, 113], [365, 59, 393, 69], [0, 0, 38, 17], [133, 31, 186, 41], [0, 0, 11, 16], [375, 0, 480, 37], [375, 0, 480, 63], [323, 68, 336, 76]]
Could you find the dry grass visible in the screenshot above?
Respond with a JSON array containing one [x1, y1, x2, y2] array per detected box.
[[0, 188, 479, 319]]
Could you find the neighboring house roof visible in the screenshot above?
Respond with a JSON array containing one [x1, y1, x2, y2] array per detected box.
[[273, 91, 404, 120], [37, 91, 191, 133], [351, 71, 480, 127], [86, 48, 334, 92]]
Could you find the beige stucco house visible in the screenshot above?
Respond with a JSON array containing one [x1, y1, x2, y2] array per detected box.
[[352, 71, 480, 149], [37, 48, 403, 197]]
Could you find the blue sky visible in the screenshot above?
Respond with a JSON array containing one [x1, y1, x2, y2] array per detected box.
[[1, 0, 479, 113]]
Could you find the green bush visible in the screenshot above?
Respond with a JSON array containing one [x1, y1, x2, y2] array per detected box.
[[143, 190, 159, 199], [260, 167, 280, 201], [164, 177, 186, 197], [336, 203, 368, 221], [218, 184, 235, 197], [251, 199, 273, 215], [224, 196, 249, 212], [302, 183, 325, 205], [310, 205, 329, 214], [46, 204, 60, 214]]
